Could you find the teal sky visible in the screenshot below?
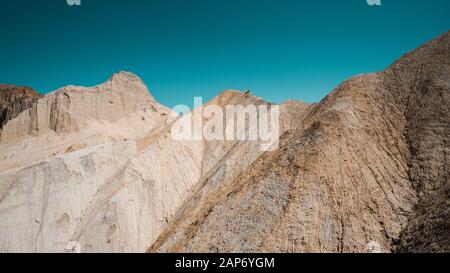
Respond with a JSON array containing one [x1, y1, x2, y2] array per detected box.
[[0, 0, 449, 108]]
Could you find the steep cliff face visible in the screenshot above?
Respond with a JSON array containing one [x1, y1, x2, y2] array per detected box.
[[150, 73, 417, 253], [386, 32, 450, 253], [0, 72, 172, 173], [0, 85, 42, 131], [0, 72, 166, 144], [150, 31, 449, 253], [0, 72, 184, 252], [0, 74, 303, 252]]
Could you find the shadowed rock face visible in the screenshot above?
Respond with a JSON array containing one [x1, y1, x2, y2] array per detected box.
[[389, 33, 450, 253], [0, 85, 42, 130], [149, 31, 449, 253]]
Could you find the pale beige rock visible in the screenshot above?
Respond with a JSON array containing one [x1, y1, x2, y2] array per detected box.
[[0, 76, 300, 252], [150, 31, 450, 253], [1, 31, 448, 254], [0, 72, 171, 173], [0, 72, 199, 253]]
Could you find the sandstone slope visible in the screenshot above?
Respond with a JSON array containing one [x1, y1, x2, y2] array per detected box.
[[149, 31, 449, 253], [0, 75, 303, 252]]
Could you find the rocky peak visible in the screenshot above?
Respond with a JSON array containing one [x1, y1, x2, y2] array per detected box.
[[149, 31, 450, 253], [0, 72, 168, 144], [206, 90, 263, 107], [107, 71, 156, 102], [0, 84, 42, 130], [0, 84, 40, 103]]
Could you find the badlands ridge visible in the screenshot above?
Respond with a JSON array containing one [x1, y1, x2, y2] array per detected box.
[[0, 31, 449, 253]]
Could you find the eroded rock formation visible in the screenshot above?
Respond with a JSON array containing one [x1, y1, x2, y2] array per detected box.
[[0, 31, 448, 253], [149, 31, 449, 253], [0, 84, 42, 131], [0, 74, 302, 252]]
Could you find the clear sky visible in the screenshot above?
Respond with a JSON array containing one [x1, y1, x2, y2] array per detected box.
[[0, 0, 449, 107]]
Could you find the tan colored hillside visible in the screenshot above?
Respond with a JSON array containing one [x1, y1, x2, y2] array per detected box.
[[0, 31, 448, 253], [149, 31, 449, 253]]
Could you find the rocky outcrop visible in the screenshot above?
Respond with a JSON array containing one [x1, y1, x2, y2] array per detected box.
[[0, 31, 448, 253], [0, 85, 42, 131], [0, 72, 166, 144], [387, 32, 450, 253], [0, 72, 181, 252], [0, 75, 302, 252], [0, 72, 172, 173], [149, 31, 449, 253]]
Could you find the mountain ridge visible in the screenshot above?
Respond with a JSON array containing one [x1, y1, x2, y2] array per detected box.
[[148, 31, 449, 253], [0, 70, 305, 252], [0, 31, 448, 253]]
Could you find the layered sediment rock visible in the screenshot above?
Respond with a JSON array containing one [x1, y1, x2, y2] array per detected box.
[[0, 31, 448, 253], [0, 84, 42, 131], [150, 31, 450, 253], [0, 72, 180, 252], [0, 74, 301, 252]]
